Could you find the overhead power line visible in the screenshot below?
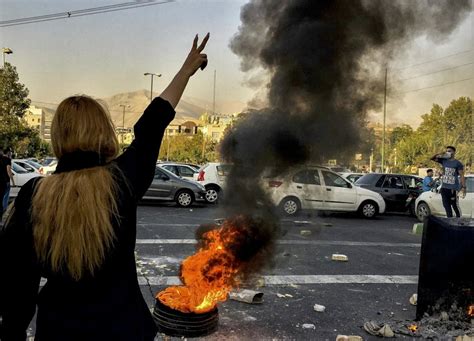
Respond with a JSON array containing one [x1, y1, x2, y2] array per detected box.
[[0, 1, 174, 27], [394, 77, 474, 94], [392, 49, 473, 70], [396, 61, 474, 81]]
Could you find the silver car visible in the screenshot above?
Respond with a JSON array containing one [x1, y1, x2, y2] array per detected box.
[[142, 167, 206, 207]]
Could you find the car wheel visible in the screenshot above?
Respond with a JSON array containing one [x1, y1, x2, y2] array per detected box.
[[359, 201, 378, 219], [205, 186, 219, 204], [279, 197, 301, 216], [176, 190, 194, 207], [416, 202, 431, 222]]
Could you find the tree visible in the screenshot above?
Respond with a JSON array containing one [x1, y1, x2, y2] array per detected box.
[[0, 63, 31, 118], [0, 62, 49, 157], [158, 132, 219, 164]]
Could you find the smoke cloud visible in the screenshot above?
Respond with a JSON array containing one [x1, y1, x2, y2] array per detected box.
[[211, 0, 471, 278]]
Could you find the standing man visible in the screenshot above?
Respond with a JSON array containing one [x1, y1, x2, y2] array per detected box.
[[431, 146, 466, 218], [422, 169, 435, 192], [2, 148, 15, 214], [0, 148, 13, 221]]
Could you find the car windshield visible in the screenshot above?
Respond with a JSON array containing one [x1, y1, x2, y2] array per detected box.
[[25, 160, 42, 169], [355, 173, 380, 185], [12, 163, 28, 174]]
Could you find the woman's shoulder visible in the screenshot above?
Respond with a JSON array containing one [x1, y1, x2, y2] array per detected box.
[[16, 176, 43, 205]]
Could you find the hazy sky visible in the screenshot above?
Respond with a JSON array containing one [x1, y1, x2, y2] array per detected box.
[[1, 0, 473, 126]]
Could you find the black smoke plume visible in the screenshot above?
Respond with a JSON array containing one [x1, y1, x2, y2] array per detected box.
[[205, 0, 471, 278]]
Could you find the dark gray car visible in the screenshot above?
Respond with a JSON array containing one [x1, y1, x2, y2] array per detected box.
[[142, 167, 206, 207]]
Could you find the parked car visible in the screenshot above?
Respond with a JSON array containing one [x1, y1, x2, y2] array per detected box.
[[158, 163, 199, 181], [415, 175, 473, 221], [39, 159, 58, 175], [185, 163, 201, 171], [13, 159, 41, 174], [265, 166, 386, 218], [340, 172, 364, 183], [355, 173, 423, 215], [9, 163, 43, 199], [142, 166, 206, 207], [194, 163, 231, 203]]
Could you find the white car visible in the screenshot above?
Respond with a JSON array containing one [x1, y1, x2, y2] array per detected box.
[[265, 166, 386, 218], [194, 163, 231, 203], [340, 172, 364, 183], [9, 163, 43, 198], [415, 175, 473, 221], [158, 163, 199, 181], [13, 159, 42, 174], [39, 158, 58, 175]]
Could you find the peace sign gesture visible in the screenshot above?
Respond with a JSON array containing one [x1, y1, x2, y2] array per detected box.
[[181, 33, 210, 77]]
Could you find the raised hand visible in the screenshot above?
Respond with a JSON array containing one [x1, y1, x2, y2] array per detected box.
[[181, 33, 210, 77]]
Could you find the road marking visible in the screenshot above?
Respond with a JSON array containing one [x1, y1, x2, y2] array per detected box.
[[39, 275, 418, 287], [135, 239, 420, 247], [137, 275, 418, 286]]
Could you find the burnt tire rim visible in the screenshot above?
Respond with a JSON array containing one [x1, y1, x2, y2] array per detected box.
[[362, 203, 376, 217], [177, 192, 193, 207], [417, 203, 430, 221], [283, 199, 298, 215], [205, 189, 218, 203]]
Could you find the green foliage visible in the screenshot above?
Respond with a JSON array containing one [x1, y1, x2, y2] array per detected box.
[[158, 132, 218, 164], [389, 97, 472, 172], [0, 63, 49, 157], [0, 63, 31, 118]]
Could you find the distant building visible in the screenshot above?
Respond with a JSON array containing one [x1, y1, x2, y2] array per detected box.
[[166, 118, 201, 136], [199, 112, 239, 142], [24, 105, 54, 142]]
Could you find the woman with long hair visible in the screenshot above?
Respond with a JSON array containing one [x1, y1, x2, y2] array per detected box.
[[0, 34, 209, 341]]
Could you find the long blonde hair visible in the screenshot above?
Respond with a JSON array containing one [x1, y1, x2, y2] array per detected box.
[[32, 95, 120, 280]]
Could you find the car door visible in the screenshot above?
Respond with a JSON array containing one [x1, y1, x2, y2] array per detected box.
[[321, 170, 357, 211], [459, 177, 473, 218], [147, 168, 175, 199], [177, 165, 197, 180], [291, 169, 325, 210], [381, 175, 406, 212]]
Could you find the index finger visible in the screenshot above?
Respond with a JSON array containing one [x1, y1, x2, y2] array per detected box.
[[197, 32, 210, 52]]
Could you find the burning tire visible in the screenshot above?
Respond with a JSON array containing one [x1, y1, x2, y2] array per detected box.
[[359, 200, 378, 219], [153, 298, 218, 338], [416, 202, 431, 222], [175, 190, 194, 207], [204, 185, 220, 204], [279, 197, 301, 216]]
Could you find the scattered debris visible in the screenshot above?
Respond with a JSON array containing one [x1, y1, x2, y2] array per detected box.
[[331, 254, 349, 262], [276, 293, 293, 298], [313, 304, 326, 312], [409, 293, 417, 306], [364, 321, 394, 338], [440, 311, 449, 321], [336, 335, 363, 341], [412, 222, 424, 235], [229, 289, 264, 304], [322, 223, 333, 227], [302, 323, 316, 329], [300, 230, 312, 236]]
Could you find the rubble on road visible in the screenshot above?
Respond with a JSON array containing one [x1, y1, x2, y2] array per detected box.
[[229, 289, 264, 304], [313, 304, 326, 312], [409, 293, 417, 306], [363, 321, 394, 337], [301, 323, 316, 329], [332, 254, 349, 262], [336, 335, 363, 341], [300, 230, 312, 236]]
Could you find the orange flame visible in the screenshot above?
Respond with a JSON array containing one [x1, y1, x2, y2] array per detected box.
[[157, 223, 243, 313], [408, 324, 418, 332], [468, 305, 474, 317]]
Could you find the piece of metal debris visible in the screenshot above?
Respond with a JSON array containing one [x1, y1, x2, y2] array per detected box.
[[229, 289, 264, 304]]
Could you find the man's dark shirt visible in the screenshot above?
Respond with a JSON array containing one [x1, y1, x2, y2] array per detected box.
[[0, 156, 11, 184]]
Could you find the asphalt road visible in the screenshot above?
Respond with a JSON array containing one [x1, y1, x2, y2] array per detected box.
[[28, 203, 423, 340], [136, 203, 422, 340]]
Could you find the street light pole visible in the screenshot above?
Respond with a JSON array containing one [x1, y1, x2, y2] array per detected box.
[[2, 47, 13, 67], [119, 104, 130, 144], [144, 72, 162, 103]]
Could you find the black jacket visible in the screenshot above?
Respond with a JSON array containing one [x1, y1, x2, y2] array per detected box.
[[0, 97, 175, 341]]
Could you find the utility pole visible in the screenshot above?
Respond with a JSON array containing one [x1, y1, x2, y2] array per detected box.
[[119, 104, 129, 145], [2, 47, 13, 67], [212, 70, 216, 115], [381, 68, 387, 173]]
